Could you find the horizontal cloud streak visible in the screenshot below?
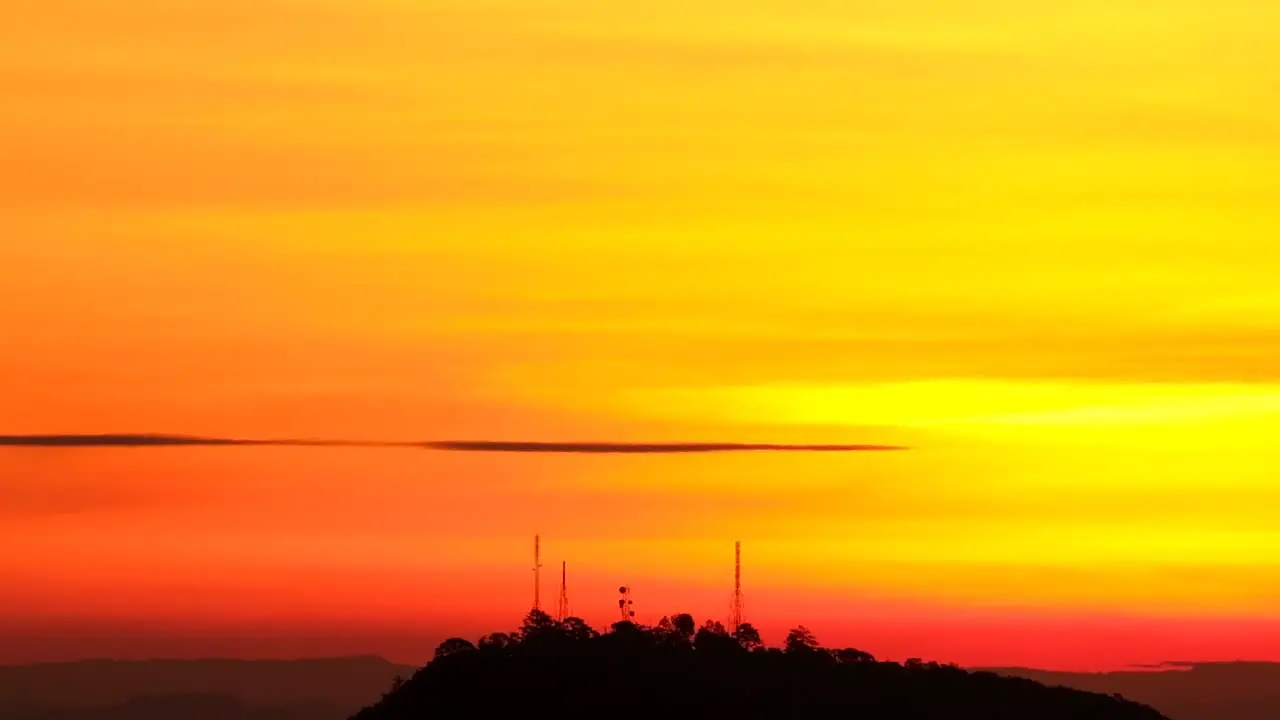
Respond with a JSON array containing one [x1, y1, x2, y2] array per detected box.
[[0, 435, 372, 447], [0, 435, 906, 452], [422, 441, 905, 453]]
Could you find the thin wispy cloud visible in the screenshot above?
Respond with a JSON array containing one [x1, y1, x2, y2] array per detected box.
[[0, 435, 907, 453], [0, 435, 370, 447], [423, 441, 906, 453]]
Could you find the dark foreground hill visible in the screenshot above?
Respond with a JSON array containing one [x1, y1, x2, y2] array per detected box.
[[352, 611, 1169, 720]]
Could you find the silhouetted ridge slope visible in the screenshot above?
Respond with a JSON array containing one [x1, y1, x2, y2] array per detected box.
[[352, 611, 1169, 720]]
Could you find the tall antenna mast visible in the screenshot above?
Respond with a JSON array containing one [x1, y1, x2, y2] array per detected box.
[[533, 535, 543, 611], [730, 540, 744, 631], [557, 561, 570, 621]]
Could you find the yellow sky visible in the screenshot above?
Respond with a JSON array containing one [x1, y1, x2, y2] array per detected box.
[[4, 0, 1280, 666]]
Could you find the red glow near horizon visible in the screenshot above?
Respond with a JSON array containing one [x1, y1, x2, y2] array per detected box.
[[7, 0, 1280, 670]]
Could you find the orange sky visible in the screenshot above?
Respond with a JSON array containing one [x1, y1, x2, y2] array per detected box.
[[4, 0, 1280, 670]]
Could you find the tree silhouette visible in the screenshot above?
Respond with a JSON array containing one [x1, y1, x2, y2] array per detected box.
[[432, 638, 476, 659], [671, 613, 696, 642], [560, 616, 598, 641], [517, 608, 562, 648], [733, 622, 763, 651], [654, 616, 676, 637], [784, 625, 820, 653], [610, 620, 645, 637], [478, 632, 517, 651], [833, 648, 876, 664], [694, 621, 741, 655], [520, 609, 557, 635]]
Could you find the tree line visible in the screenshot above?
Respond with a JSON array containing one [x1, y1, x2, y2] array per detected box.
[[352, 609, 1169, 720]]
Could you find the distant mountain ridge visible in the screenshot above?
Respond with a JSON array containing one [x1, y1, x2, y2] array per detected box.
[[6, 655, 1275, 720], [0, 653, 412, 707], [981, 662, 1280, 720]]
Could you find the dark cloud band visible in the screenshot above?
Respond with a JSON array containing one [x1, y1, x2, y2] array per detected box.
[[423, 441, 905, 453], [0, 435, 907, 453]]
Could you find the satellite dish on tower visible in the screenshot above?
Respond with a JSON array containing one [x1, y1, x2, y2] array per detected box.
[[617, 585, 635, 621]]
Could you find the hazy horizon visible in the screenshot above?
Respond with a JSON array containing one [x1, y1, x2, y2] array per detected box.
[[7, 442, 1280, 671]]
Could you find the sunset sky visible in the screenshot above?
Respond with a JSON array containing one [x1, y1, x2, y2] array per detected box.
[[4, 0, 1280, 670]]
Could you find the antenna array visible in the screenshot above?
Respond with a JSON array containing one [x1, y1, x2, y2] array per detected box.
[[618, 585, 635, 622], [533, 535, 543, 611], [557, 561, 570, 621]]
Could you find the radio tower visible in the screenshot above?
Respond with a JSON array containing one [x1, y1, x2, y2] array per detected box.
[[730, 540, 745, 631], [532, 535, 543, 611], [557, 561, 570, 621]]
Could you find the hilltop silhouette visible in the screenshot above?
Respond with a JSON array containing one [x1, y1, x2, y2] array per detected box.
[[352, 610, 1169, 720]]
